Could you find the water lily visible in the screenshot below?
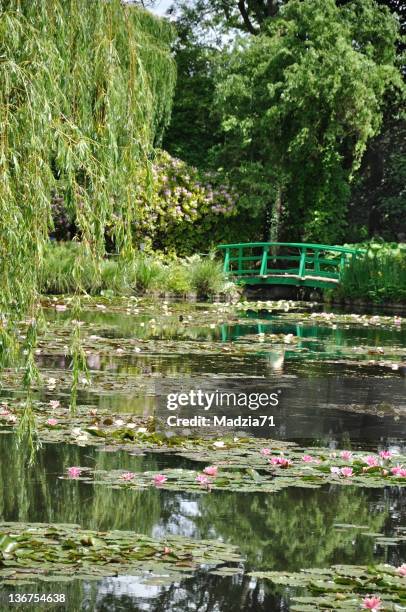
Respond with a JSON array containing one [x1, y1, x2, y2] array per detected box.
[[330, 467, 341, 474], [379, 450, 392, 460], [46, 418, 57, 426], [340, 467, 353, 477], [196, 474, 210, 486], [302, 454, 314, 463], [137, 427, 147, 433], [49, 400, 60, 409], [394, 316, 402, 326], [163, 546, 171, 554], [120, 472, 135, 481], [391, 465, 405, 476], [397, 563, 406, 577], [361, 595, 382, 610], [340, 450, 353, 461], [270, 456, 291, 468], [261, 448, 271, 456], [203, 466, 218, 477], [153, 474, 167, 486], [114, 419, 125, 427], [67, 467, 82, 479], [213, 441, 225, 448], [364, 455, 379, 467]]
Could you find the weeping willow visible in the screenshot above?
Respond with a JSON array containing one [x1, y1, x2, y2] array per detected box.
[[0, 0, 176, 316], [0, 0, 176, 455]]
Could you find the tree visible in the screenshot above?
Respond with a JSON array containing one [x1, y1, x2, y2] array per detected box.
[[168, 0, 405, 40], [0, 0, 176, 315], [162, 20, 222, 168], [213, 0, 403, 242]]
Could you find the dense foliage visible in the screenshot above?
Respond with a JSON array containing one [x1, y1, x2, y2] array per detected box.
[[0, 0, 176, 315], [164, 0, 405, 244], [216, 0, 402, 242], [333, 242, 406, 303], [40, 242, 232, 298]]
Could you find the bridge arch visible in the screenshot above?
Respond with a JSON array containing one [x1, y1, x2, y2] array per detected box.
[[217, 242, 364, 289]]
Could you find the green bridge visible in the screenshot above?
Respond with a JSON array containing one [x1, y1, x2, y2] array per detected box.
[[217, 242, 364, 289]]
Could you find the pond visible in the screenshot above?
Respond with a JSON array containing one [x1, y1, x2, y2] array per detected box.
[[0, 299, 405, 611]]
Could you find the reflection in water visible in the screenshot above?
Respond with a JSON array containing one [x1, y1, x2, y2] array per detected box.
[[0, 435, 405, 610], [0, 304, 405, 610]]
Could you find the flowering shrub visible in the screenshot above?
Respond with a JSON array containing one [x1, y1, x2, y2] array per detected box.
[[134, 150, 238, 254]]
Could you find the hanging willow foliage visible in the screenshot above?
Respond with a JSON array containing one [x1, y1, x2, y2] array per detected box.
[[0, 0, 176, 317], [0, 0, 176, 456]]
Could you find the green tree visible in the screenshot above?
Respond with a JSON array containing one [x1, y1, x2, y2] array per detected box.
[[168, 0, 405, 39], [0, 0, 175, 316], [162, 21, 222, 168], [213, 0, 403, 242]]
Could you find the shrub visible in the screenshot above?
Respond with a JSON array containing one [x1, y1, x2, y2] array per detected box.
[[40, 243, 233, 298], [335, 242, 406, 303], [187, 254, 226, 297], [134, 150, 238, 255]]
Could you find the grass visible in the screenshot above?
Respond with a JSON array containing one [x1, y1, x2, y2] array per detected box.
[[333, 242, 406, 303], [39, 242, 234, 299]]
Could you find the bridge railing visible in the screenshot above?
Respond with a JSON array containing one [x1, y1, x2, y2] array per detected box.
[[217, 242, 364, 286]]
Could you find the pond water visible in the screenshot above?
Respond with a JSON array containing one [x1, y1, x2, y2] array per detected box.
[[0, 300, 405, 611]]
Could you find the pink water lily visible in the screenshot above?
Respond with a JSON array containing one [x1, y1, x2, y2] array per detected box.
[[362, 595, 382, 610], [391, 465, 406, 477], [330, 466, 341, 475], [397, 563, 406, 577], [270, 456, 291, 468], [49, 400, 60, 409], [203, 466, 218, 477], [261, 448, 271, 456], [364, 455, 379, 467], [46, 418, 57, 426], [153, 474, 167, 486], [340, 450, 353, 461], [120, 472, 135, 481], [379, 450, 392, 460], [302, 454, 314, 463], [67, 467, 82, 479], [340, 467, 353, 477], [196, 474, 210, 486], [394, 316, 402, 326]]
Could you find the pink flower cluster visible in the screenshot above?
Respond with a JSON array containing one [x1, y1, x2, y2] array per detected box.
[[391, 465, 406, 477], [67, 467, 82, 479], [331, 466, 353, 477], [153, 474, 167, 486], [269, 456, 291, 468], [120, 472, 135, 481], [196, 466, 218, 489], [362, 595, 382, 610]]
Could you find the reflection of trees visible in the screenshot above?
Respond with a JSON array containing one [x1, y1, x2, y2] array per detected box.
[[0, 436, 161, 533], [195, 486, 391, 571]]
